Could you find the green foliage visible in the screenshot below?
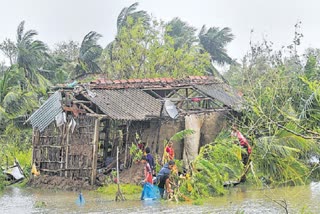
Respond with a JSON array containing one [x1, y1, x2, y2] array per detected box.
[[116, 2, 150, 33], [224, 25, 320, 187], [199, 25, 234, 65], [192, 198, 204, 205], [16, 21, 51, 85], [165, 17, 198, 50], [0, 124, 32, 177], [129, 144, 143, 162], [170, 129, 195, 142], [253, 136, 310, 185], [74, 31, 102, 78], [34, 201, 47, 208], [105, 17, 211, 79], [179, 134, 244, 198], [96, 184, 142, 195], [0, 171, 8, 191]]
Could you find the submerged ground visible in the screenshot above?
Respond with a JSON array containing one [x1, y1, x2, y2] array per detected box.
[[1, 182, 319, 213]]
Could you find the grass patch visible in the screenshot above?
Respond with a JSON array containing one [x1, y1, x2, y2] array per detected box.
[[96, 184, 142, 195], [192, 198, 204, 205]]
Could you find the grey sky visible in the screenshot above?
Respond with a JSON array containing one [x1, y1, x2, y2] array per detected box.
[[1, 0, 320, 63]]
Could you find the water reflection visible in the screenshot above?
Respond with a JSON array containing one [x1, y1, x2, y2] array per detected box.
[[0, 183, 319, 213]]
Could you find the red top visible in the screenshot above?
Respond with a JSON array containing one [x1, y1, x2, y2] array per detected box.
[[236, 131, 252, 154], [165, 146, 175, 160]]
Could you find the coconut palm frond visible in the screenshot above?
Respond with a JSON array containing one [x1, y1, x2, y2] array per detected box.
[[15, 21, 50, 85], [117, 2, 150, 33], [33, 72, 52, 95], [256, 137, 301, 157], [117, 2, 139, 32], [165, 17, 198, 50], [199, 26, 234, 65], [2, 90, 38, 119], [170, 129, 195, 142], [74, 31, 103, 77], [16, 21, 25, 43], [300, 92, 315, 119], [254, 136, 310, 185]]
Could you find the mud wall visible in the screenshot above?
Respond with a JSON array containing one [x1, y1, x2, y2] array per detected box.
[[200, 111, 228, 146], [140, 111, 228, 161]]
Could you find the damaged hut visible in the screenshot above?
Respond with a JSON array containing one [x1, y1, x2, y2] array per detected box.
[[27, 76, 242, 185]]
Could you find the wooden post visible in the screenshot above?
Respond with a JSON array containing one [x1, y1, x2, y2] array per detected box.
[[117, 146, 120, 185], [103, 120, 110, 165], [64, 124, 70, 177], [91, 118, 100, 185], [32, 129, 40, 177], [124, 121, 130, 167]]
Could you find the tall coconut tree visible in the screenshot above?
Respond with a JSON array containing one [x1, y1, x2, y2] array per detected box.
[[74, 31, 103, 79], [199, 25, 234, 65]]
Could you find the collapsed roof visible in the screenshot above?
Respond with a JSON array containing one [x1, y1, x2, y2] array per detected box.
[[28, 76, 242, 132]]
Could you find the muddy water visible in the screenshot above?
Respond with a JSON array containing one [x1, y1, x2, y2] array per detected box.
[[1, 182, 319, 214]]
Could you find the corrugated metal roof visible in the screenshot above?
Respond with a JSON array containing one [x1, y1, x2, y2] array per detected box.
[[86, 89, 162, 120], [194, 84, 242, 107], [26, 91, 63, 132]]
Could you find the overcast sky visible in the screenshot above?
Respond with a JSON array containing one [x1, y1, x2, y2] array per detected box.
[[1, 0, 320, 63]]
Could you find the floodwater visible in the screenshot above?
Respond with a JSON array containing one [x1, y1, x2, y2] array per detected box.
[[0, 182, 320, 214]]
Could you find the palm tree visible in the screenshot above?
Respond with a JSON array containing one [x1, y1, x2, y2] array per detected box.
[[116, 2, 150, 33], [106, 2, 150, 70], [74, 31, 103, 79], [199, 25, 234, 65], [165, 17, 198, 50], [0, 66, 38, 124], [16, 21, 49, 83]]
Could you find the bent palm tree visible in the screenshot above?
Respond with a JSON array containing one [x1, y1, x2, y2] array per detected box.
[[116, 2, 150, 33], [16, 21, 49, 84], [199, 25, 234, 65], [0, 66, 38, 124], [165, 17, 198, 50], [74, 31, 103, 79], [106, 2, 150, 72]]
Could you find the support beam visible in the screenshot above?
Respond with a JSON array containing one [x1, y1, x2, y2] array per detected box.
[[79, 103, 95, 113]]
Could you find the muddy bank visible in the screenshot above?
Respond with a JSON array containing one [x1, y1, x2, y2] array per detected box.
[[28, 175, 96, 191], [119, 162, 144, 184], [27, 162, 145, 191]]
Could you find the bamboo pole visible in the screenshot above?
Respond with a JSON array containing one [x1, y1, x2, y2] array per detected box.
[[115, 146, 125, 201], [91, 118, 100, 185]]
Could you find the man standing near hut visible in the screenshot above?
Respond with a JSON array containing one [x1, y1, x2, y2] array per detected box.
[[156, 160, 175, 198]]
